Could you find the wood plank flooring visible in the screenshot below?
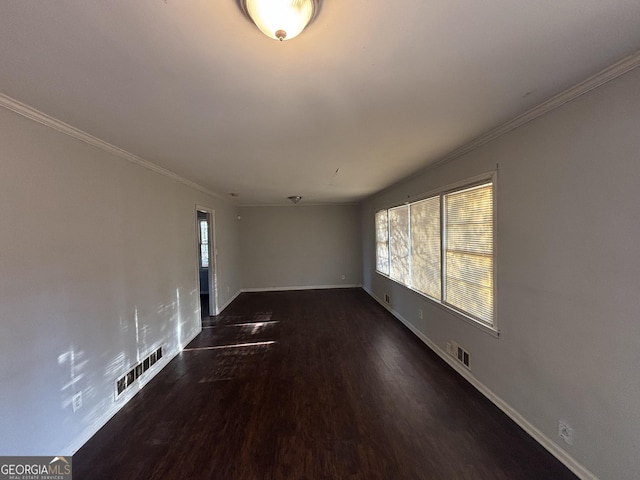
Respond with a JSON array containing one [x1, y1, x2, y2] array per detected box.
[[73, 288, 577, 479]]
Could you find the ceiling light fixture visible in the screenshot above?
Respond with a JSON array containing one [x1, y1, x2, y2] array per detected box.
[[288, 196, 302, 204], [241, 0, 319, 41]]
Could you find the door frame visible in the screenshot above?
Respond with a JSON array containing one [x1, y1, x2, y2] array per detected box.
[[196, 205, 218, 316]]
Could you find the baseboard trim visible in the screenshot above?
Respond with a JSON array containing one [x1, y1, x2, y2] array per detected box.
[[362, 286, 598, 480], [217, 289, 242, 314], [62, 326, 201, 455], [242, 284, 362, 293]]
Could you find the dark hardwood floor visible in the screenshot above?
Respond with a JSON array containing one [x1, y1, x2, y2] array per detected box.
[[73, 288, 577, 480]]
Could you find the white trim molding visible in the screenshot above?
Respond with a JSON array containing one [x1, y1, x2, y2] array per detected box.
[[439, 50, 640, 166], [217, 285, 362, 311], [242, 284, 362, 293], [217, 289, 243, 314], [0, 94, 229, 202], [3, 49, 639, 210], [363, 286, 599, 480], [62, 326, 201, 456], [378, 49, 640, 195]]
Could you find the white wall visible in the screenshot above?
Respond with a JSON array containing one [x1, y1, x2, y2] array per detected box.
[[240, 205, 362, 290], [0, 105, 241, 455], [362, 67, 640, 480]]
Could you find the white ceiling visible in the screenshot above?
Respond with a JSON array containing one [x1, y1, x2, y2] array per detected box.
[[2, 1, 640, 205]]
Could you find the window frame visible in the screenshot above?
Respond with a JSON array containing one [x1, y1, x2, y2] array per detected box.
[[388, 204, 410, 285], [409, 195, 441, 300], [198, 217, 209, 269], [374, 172, 498, 336], [375, 210, 390, 275]]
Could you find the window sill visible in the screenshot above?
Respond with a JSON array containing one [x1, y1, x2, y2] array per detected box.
[[374, 270, 499, 338]]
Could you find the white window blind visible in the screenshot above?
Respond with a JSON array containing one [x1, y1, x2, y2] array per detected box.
[[388, 205, 410, 284], [375, 210, 390, 275], [410, 196, 441, 300], [375, 177, 495, 329], [444, 183, 493, 325]]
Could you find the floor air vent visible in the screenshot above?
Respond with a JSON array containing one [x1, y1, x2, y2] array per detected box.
[[115, 347, 163, 398], [457, 346, 470, 368], [447, 341, 470, 370]]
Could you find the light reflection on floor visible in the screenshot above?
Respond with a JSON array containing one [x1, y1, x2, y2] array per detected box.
[[180, 310, 280, 383], [202, 320, 279, 330], [183, 341, 276, 351]]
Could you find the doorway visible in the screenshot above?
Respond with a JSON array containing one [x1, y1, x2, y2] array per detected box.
[[196, 207, 217, 318]]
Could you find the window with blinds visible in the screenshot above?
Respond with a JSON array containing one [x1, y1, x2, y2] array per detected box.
[[199, 218, 209, 269], [388, 205, 410, 284], [374, 178, 495, 329], [443, 183, 493, 324], [375, 210, 390, 275], [410, 196, 441, 300]]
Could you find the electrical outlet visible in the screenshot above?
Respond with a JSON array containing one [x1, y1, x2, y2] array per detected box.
[[384, 294, 390, 304], [72, 392, 83, 412], [418, 309, 423, 319], [341, 274, 346, 280], [446, 342, 454, 355], [558, 420, 574, 445]]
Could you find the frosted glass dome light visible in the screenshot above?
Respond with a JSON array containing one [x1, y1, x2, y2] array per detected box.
[[241, 0, 319, 41]]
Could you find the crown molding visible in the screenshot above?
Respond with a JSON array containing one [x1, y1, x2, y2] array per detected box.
[[0, 93, 230, 202], [4, 48, 639, 207], [443, 49, 640, 162], [388, 48, 640, 192], [240, 202, 360, 208]]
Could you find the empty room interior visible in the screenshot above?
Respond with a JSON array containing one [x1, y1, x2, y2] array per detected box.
[[1, 2, 640, 479]]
